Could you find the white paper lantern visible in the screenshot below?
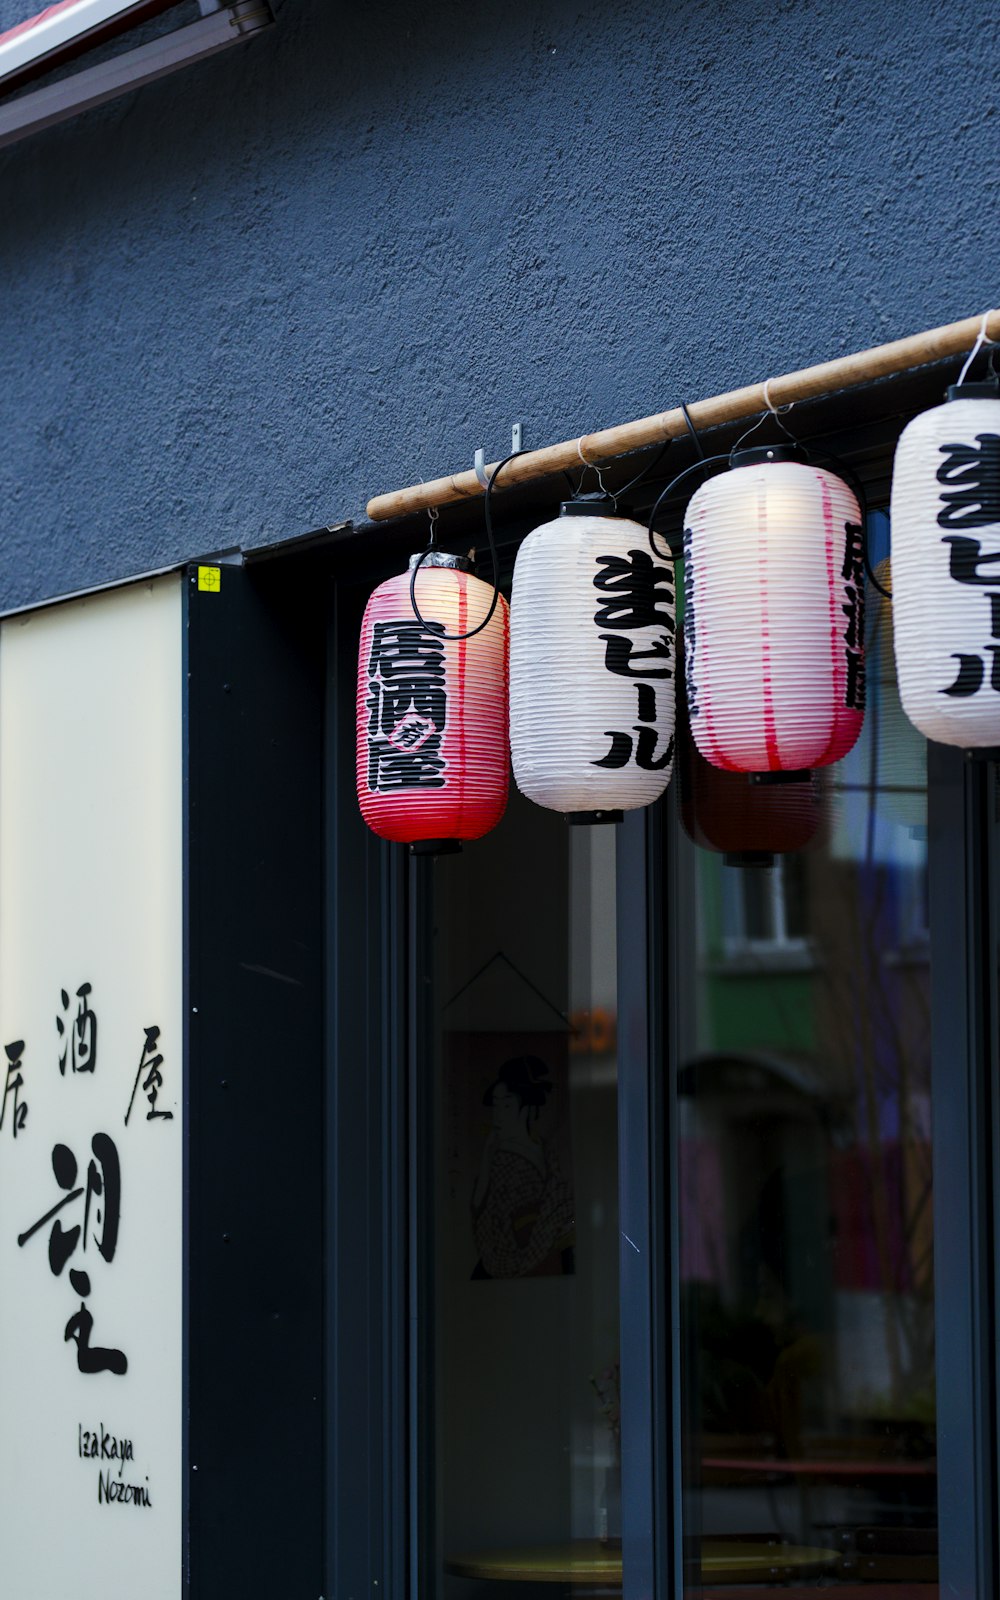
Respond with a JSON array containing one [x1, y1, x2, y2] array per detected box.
[[890, 382, 1000, 748], [683, 448, 865, 773], [509, 495, 675, 817]]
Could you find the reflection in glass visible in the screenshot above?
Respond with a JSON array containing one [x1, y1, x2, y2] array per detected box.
[[432, 789, 621, 1595], [676, 572, 937, 1594]]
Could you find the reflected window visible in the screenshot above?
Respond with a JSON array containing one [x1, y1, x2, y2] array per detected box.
[[430, 791, 622, 1595], [722, 855, 809, 955], [675, 571, 938, 1595]]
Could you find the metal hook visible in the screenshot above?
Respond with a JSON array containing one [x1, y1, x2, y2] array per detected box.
[[474, 423, 524, 489]]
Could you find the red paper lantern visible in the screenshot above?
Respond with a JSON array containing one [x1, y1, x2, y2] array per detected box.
[[683, 447, 865, 773], [679, 720, 823, 863], [357, 553, 509, 846], [677, 637, 823, 861]]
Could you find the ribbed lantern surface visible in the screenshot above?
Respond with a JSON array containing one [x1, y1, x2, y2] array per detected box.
[[676, 631, 822, 856], [890, 386, 1000, 747], [510, 499, 675, 814], [684, 455, 865, 772], [680, 725, 823, 858], [357, 556, 509, 844]]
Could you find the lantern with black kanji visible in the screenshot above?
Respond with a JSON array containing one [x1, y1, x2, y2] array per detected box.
[[891, 381, 1000, 748], [356, 553, 509, 847], [683, 447, 865, 773], [509, 493, 675, 819]]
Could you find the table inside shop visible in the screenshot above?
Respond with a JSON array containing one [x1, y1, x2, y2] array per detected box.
[[700, 1453, 936, 1485], [700, 1590, 937, 1599], [444, 1537, 841, 1586]]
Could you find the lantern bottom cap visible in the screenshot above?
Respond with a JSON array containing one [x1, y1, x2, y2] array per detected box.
[[565, 810, 625, 826], [723, 851, 777, 869], [748, 769, 813, 786], [408, 837, 464, 855]]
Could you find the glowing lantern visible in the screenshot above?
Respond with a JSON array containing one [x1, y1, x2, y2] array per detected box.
[[356, 553, 509, 847], [509, 494, 675, 818], [683, 447, 865, 773], [890, 382, 1000, 748]]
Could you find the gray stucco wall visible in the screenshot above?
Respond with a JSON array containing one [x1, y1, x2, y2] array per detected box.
[[0, 0, 995, 607]]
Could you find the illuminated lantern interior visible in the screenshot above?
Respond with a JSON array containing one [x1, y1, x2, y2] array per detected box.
[[683, 447, 865, 774]]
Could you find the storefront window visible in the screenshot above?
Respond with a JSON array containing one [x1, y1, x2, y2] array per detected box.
[[675, 595, 937, 1593], [429, 787, 622, 1593]]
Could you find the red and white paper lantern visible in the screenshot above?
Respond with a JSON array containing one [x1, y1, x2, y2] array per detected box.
[[509, 495, 675, 817], [677, 638, 823, 859], [679, 723, 823, 862], [683, 448, 865, 773], [356, 553, 509, 845], [890, 382, 1000, 748]]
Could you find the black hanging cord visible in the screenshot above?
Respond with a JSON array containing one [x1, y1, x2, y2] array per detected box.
[[681, 402, 705, 459], [614, 439, 671, 504], [646, 453, 731, 560], [582, 408, 704, 511], [408, 451, 520, 641]]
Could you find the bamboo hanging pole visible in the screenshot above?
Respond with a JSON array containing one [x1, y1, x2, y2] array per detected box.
[[365, 310, 1000, 523]]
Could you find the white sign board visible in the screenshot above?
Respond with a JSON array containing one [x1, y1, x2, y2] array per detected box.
[[0, 577, 183, 1598]]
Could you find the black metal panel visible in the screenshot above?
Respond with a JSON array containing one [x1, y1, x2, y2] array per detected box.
[[325, 568, 409, 1600], [929, 743, 997, 1599], [184, 560, 325, 1598], [617, 803, 675, 1599], [407, 855, 435, 1600]]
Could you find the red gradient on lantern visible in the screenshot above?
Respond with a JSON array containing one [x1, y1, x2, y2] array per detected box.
[[356, 565, 509, 844], [684, 461, 864, 773]]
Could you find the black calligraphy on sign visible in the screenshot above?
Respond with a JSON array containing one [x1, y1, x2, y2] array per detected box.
[[841, 522, 867, 712], [366, 619, 448, 792], [64, 1268, 127, 1377], [591, 548, 675, 771], [17, 1133, 127, 1375], [57, 983, 97, 1075], [937, 434, 1000, 528], [125, 1025, 173, 1125], [682, 526, 700, 720], [937, 439, 1000, 699], [0, 1040, 27, 1138]]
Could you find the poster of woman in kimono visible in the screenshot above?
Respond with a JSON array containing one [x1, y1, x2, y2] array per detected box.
[[445, 1033, 576, 1279]]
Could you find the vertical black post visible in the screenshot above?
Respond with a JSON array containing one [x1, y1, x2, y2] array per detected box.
[[185, 560, 326, 1598], [326, 572, 409, 1600], [617, 803, 675, 1599], [408, 854, 436, 1599], [929, 743, 997, 1600]]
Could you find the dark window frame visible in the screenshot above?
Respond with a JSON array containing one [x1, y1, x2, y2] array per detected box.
[[325, 476, 1000, 1600]]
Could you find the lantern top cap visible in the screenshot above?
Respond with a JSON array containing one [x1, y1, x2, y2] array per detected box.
[[729, 443, 808, 469], [945, 379, 1000, 402], [558, 492, 620, 518], [407, 550, 475, 572]]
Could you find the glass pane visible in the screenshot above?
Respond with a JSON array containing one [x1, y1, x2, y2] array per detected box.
[[675, 578, 937, 1595], [430, 787, 622, 1596]]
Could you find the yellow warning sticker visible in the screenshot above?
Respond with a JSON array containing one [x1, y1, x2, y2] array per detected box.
[[197, 566, 222, 593]]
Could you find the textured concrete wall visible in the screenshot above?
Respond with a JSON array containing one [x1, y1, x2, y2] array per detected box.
[[0, 0, 995, 607]]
